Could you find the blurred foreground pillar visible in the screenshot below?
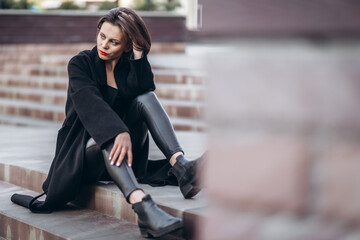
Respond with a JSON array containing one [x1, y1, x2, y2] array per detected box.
[[199, 40, 360, 240]]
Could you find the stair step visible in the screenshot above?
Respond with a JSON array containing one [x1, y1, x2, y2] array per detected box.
[[0, 98, 65, 122], [0, 81, 204, 102], [0, 125, 207, 239], [2, 64, 68, 77], [2, 64, 205, 84], [153, 69, 204, 85], [155, 83, 205, 101], [0, 97, 205, 125], [0, 114, 62, 128], [0, 86, 67, 105], [0, 74, 68, 90], [0, 181, 185, 240], [161, 99, 205, 119]]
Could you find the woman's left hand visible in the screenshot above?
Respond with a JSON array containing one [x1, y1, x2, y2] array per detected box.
[[109, 132, 133, 167]]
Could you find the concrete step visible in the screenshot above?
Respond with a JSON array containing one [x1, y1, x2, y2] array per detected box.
[[155, 83, 205, 101], [0, 72, 204, 94], [0, 81, 204, 103], [0, 114, 62, 128], [1, 63, 205, 84], [0, 181, 184, 240], [0, 74, 68, 90], [2, 63, 68, 77], [0, 98, 65, 122], [0, 86, 67, 106], [0, 97, 205, 129], [0, 125, 207, 239], [153, 69, 204, 85]]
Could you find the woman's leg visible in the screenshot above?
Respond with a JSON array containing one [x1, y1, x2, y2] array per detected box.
[[126, 92, 202, 198], [125, 91, 183, 160], [85, 138, 183, 237], [84, 137, 142, 202]]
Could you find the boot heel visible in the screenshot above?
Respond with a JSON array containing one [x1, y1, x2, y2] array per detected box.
[[182, 182, 194, 199], [139, 227, 151, 238]]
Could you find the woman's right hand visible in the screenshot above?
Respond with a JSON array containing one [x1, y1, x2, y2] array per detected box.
[[109, 132, 133, 167]]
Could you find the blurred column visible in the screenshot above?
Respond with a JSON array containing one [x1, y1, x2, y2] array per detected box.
[[200, 40, 360, 240], [196, 0, 360, 239]]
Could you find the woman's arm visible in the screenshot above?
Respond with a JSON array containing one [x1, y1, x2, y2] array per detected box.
[[68, 55, 129, 148]]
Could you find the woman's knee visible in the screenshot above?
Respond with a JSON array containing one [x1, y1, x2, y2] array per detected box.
[[84, 138, 106, 183], [133, 91, 157, 104]]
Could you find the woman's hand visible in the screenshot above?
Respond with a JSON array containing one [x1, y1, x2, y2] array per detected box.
[[132, 44, 143, 60], [109, 132, 133, 167]]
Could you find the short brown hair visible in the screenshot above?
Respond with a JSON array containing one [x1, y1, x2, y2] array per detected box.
[[97, 7, 152, 55]]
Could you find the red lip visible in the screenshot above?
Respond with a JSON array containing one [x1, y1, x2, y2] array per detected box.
[[99, 50, 108, 56]]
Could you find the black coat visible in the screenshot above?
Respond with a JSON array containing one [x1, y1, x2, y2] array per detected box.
[[13, 46, 157, 213]]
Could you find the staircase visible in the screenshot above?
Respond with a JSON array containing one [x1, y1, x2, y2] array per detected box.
[[0, 43, 206, 131], [0, 43, 207, 239], [0, 125, 206, 239]]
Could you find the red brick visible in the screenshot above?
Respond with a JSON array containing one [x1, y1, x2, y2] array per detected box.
[[18, 108, 31, 117], [56, 112, 66, 122], [6, 106, 16, 115], [204, 134, 309, 214], [154, 74, 178, 84], [42, 111, 54, 120], [320, 140, 360, 226]]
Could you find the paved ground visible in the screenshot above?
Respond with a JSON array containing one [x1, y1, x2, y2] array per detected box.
[[0, 124, 207, 171]]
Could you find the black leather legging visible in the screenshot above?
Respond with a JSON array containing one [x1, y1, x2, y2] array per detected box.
[[83, 92, 183, 202]]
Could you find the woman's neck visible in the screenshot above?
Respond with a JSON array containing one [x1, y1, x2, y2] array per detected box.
[[105, 57, 120, 72]]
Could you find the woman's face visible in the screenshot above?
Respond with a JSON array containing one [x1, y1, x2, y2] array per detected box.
[[97, 21, 131, 62]]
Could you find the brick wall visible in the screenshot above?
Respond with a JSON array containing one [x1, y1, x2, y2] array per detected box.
[[0, 10, 187, 44], [198, 39, 360, 239]]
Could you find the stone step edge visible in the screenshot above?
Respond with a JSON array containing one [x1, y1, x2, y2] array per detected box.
[[0, 94, 204, 108], [0, 84, 205, 103], [0, 114, 62, 128], [0, 114, 206, 132], [0, 181, 154, 240], [0, 162, 203, 230], [0, 99, 205, 125]]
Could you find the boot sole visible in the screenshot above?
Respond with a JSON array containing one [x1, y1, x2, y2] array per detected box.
[[182, 181, 202, 199], [139, 221, 184, 238]]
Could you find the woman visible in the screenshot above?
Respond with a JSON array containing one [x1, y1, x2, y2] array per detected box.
[[11, 7, 202, 238]]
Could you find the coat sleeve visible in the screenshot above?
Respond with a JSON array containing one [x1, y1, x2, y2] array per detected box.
[[68, 56, 129, 148], [126, 54, 156, 96]]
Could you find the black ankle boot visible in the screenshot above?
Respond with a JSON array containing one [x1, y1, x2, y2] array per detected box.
[[132, 195, 183, 238], [171, 155, 202, 199]]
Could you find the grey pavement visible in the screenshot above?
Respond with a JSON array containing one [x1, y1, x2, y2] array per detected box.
[[0, 124, 207, 172]]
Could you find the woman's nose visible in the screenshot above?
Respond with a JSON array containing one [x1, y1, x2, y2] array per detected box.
[[102, 41, 108, 49]]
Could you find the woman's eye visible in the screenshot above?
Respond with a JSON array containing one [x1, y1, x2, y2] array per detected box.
[[100, 34, 105, 39], [111, 41, 118, 45]]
